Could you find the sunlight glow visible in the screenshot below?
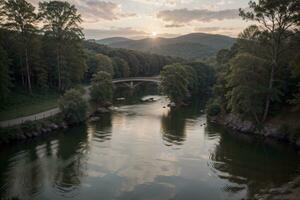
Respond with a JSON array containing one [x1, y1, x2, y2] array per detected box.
[[151, 32, 157, 38]]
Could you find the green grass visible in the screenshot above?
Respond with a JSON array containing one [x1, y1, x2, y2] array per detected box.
[[0, 91, 60, 121]]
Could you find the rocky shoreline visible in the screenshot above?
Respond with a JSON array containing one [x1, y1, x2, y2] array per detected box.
[[0, 106, 114, 145], [209, 113, 300, 148]]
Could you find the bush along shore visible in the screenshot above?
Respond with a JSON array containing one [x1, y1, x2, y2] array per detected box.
[[208, 113, 300, 148]]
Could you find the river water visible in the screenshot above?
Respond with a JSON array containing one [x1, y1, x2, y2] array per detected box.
[[0, 85, 300, 200]]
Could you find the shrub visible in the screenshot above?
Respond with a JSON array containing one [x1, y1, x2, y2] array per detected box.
[[59, 89, 88, 124], [90, 71, 113, 104], [206, 100, 221, 117]]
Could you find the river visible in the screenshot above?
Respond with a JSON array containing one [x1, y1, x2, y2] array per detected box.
[[0, 84, 300, 200]]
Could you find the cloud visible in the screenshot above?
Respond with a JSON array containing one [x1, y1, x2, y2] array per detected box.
[[28, 0, 137, 22], [84, 27, 147, 39], [77, 1, 136, 22], [131, 0, 189, 6], [164, 24, 184, 28], [157, 8, 239, 24]]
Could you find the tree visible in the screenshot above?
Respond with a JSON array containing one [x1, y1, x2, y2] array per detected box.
[[93, 53, 114, 75], [0, 0, 5, 25], [59, 89, 88, 124], [240, 0, 300, 121], [160, 63, 189, 104], [289, 32, 300, 107], [39, 0, 83, 91], [90, 71, 113, 104], [112, 57, 129, 78], [226, 53, 270, 123], [4, 0, 38, 94], [0, 45, 11, 102]]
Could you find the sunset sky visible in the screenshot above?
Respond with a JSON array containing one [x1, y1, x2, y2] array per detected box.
[[30, 0, 252, 39]]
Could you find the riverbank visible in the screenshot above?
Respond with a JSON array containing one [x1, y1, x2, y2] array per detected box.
[[209, 113, 300, 148], [0, 104, 115, 145], [0, 114, 67, 145]]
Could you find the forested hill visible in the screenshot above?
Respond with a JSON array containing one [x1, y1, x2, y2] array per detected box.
[[83, 41, 184, 80], [96, 33, 236, 59]]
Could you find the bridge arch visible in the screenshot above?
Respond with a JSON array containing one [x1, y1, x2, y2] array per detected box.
[[112, 77, 161, 84]]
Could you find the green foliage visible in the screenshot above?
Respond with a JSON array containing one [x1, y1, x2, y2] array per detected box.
[[39, 0, 84, 91], [187, 61, 215, 95], [160, 62, 216, 104], [0, 45, 11, 101], [4, 0, 39, 93], [226, 53, 270, 122], [112, 57, 130, 78], [83, 41, 180, 79], [160, 63, 189, 103], [239, 0, 300, 121], [206, 100, 221, 117], [89, 53, 114, 76], [59, 89, 88, 124], [90, 71, 113, 104]]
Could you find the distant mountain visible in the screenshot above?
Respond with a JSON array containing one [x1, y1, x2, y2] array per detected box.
[[97, 37, 133, 45], [96, 33, 235, 59]]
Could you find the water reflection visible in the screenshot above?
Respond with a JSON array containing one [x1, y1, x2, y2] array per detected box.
[[0, 125, 89, 199], [161, 109, 186, 146], [206, 123, 300, 198], [89, 113, 112, 143], [1, 89, 300, 200]]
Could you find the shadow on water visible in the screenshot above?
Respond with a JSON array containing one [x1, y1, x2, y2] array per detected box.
[[160, 97, 207, 146], [205, 123, 300, 198], [113, 83, 159, 105], [88, 113, 112, 143], [0, 125, 89, 199]]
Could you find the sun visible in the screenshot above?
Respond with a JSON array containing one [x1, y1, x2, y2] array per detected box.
[[151, 32, 157, 38]]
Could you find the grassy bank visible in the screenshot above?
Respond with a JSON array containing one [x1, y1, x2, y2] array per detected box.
[[0, 90, 60, 121]]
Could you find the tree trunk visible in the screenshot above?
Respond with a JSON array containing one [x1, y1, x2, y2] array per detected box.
[[262, 64, 274, 122], [25, 47, 32, 94], [57, 45, 61, 91]]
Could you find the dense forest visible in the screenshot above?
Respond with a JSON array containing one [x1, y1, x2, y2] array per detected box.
[[208, 0, 300, 125], [0, 0, 180, 112]]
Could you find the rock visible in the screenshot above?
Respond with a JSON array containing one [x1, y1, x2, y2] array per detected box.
[[61, 122, 68, 129], [32, 132, 39, 137], [25, 132, 33, 138], [96, 107, 110, 114], [41, 128, 48, 134], [143, 97, 156, 102], [102, 101, 113, 107], [167, 102, 176, 108], [50, 123, 59, 130], [89, 116, 100, 122], [20, 134, 26, 140], [116, 97, 126, 101]]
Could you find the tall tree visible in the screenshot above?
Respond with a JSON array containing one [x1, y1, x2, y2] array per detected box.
[[226, 53, 270, 123], [4, 0, 38, 94], [39, 1, 83, 91], [0, 45, 11, 102], [0, 0, 5, 25], [240, 0, 300, 121]]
